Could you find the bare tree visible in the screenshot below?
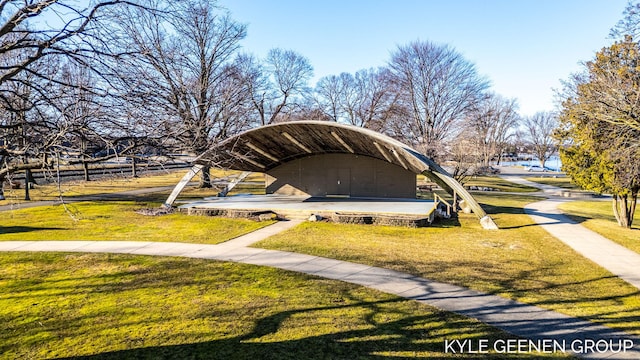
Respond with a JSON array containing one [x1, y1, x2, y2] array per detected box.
[[0, 70, 43, 200], [0, 1, 152, 98], [523, 111, 558, 169], [610, 0, 640, 40], [55, 62, 109, 181], [466, 93, 520, 166], [0, 1, 154, 198], [314, 73, 347, 122], [448, 128, 481, 185], [249, 48, 313, 125], [343, 68, 400, 131], [388, 40, 489, 159], [313, 68, 400, 131], [54, 61, 156, 181], [269, 96, 328, 122], [115, 0, 251, 187]]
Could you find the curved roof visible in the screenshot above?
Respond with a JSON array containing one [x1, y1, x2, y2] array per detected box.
[[196, 120, 435, 174], [195, 121, 495, 227]]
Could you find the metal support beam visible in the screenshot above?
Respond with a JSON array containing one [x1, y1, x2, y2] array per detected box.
[[390, 149, 408, 170], [331, 131, 354, 153], [229, 151, 266, 169], [422, 169, 498, 230], [246, 142, 279, 162], [219, 171, 252, 197], [373, 142, 394, 163], [282, 132, 312, 153], [164, 164, 203, 207]]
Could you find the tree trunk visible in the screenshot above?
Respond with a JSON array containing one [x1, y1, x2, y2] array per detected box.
[[199, 166, 212, 188], [82, 158, 91, 181], [24, 169, 31, 201], [613, 194, 625, 227], [483, 153, 490, 167], [131, 159, 138, 178], [628, 190, 637, 228], [612, 194, 633, 228], [25, 169, 37, 185]]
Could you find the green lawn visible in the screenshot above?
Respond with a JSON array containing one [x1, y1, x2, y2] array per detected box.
[[256, 193, 640, 336], [465, 176, 540, 192], [0, 252, 565, 359], [0, 168, 261, 205], [558, 200, 640, 253], [0, 201, 272, 244], [1, 171, 182, 205], [523, 177, 582, 190], [1, 172, 637, 358]]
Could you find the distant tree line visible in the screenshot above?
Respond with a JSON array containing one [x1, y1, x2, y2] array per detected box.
[[1, 0, 555, 198]]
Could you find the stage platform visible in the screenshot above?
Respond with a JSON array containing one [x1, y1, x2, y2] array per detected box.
[[179, 194, 437, 224]]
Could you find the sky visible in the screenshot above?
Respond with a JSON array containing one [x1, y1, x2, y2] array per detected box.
[[217, 0, 628, 116]]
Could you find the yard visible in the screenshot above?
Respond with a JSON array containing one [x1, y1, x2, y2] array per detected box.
[[0, 171, 636, 358]]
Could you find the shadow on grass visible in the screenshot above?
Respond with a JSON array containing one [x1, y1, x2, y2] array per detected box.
[[561, 212, 640, 231], [480, 203, 526, 216], [0, 226, 63, 234], [498, 211, 591, 230], [64, 193, 171, 203], [3, 255, 639, 359], [57, 299, 542, 360], [479, 200, 591, 230], [429, 216, 461, 228], [479, 197, 638, 231], [402, 258, 640, 334]]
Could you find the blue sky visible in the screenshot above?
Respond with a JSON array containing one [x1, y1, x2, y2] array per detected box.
[[217, 0, 627, 116]]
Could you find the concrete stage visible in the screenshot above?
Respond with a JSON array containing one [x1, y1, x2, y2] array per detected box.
[[179, 194, 436, 220]]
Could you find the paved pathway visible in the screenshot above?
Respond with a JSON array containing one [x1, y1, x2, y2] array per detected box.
[[3, 175, 640, 358], [501, 175, 640, 291], [2, 220, 640, 358]]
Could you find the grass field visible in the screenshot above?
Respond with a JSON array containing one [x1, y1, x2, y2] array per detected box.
[[0, 171, 637, 358], [465, 176, 539, 192], [0, 201, 272, 243], [558, 200, 640, 253], [0, 252, 566, 359], [1, 171, 182, 204], [256, 193, 640, 336], [0, 169, 271, 243], [523, 177, 582, 190], [0, 168, 261, 205]]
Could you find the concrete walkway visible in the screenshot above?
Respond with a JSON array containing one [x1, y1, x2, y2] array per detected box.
[[501, 175, 640, 291], [2, 220, 640, 358], [3, 175, 640, 357]]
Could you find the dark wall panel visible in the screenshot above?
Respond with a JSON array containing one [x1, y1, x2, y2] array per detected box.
[[265, 153, 416, 198]]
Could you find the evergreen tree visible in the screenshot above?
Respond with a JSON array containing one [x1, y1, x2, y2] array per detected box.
[[557, 37, 640, 228]]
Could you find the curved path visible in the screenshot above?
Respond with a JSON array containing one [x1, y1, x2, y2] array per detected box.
[[2, 219, 639, 359], [501, 175, 640, 291], [3, 178, 640, 358]]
